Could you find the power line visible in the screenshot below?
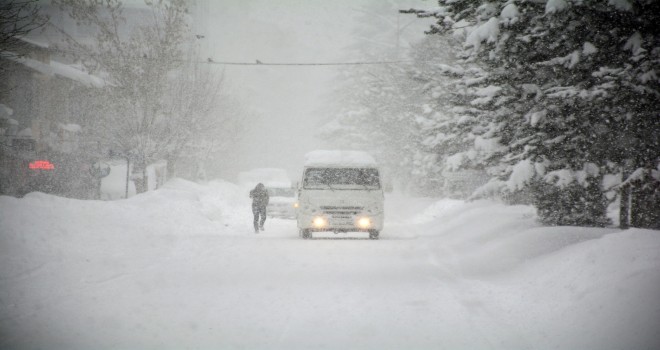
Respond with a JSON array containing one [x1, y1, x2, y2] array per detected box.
[[202, 59, 412, 66], [15, 43, 414, 68], [41, 46, 413, 66]]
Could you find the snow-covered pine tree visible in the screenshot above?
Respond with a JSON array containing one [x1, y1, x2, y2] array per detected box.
[[323, 60, 424, 192], [322, 1, 432, 193], [405, 0, 659, 227], [407, 38, 502, 198]]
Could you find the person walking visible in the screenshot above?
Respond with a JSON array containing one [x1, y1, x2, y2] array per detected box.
[[249, 183, 269, 233]]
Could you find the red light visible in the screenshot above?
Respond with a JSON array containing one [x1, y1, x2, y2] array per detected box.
[[29, 160, 55, 170]]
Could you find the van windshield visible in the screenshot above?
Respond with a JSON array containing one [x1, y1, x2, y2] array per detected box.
[[304, 168, 380, 189]]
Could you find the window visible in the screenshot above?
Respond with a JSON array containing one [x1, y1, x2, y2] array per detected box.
[[12, 138, 35, 151], [304, 168, 380, 189]]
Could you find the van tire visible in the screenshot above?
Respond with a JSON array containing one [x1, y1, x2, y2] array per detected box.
[[301, 229, 312, 239], [369, 230, 379, 240]]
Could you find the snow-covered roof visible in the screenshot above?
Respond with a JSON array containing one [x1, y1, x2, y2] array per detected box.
[[17, 128, 32, 137], [50, 61, 107, 88], [5, 53, 107, 88], [18, 36, 50, 49], [0, 104, 14, 118], [304, 150, 377, 167], [58, 123, 82, 133]]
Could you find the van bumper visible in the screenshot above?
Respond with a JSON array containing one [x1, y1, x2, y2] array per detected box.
[[296, 212, 384, 232]]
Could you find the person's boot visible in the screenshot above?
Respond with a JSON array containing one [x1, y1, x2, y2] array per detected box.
[[260, 225, 264, 231]]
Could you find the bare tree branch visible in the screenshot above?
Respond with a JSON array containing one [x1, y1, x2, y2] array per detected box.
[[1, 0, 48, 58]]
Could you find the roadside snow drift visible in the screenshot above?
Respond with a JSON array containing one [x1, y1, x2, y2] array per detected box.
[[1, 179, 659, 349]]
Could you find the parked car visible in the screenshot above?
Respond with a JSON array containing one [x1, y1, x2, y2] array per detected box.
[[266, 186, 296, 219]]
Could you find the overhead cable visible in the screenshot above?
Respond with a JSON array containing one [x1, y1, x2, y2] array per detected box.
[[202, 59, 411, 66], [28, 45, 413, 67]]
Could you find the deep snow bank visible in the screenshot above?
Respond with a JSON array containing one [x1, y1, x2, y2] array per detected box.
[[1, 181, 659, 349], [399, 198, 660, 349], [0, 179, 249, 285], [1, 178, 248, 241]]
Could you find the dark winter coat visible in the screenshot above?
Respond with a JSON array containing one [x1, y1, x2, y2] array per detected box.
[[250, 183, 269, 207]]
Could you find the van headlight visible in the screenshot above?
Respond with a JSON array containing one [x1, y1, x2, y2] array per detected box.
[[293, 202, 299, 208], [357, 217, 371, 229], [312, 216, 327, 228]]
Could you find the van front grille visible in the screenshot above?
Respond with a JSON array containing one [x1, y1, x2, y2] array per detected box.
[[320, 206, 363, 216], [320, 206, 363, 210]]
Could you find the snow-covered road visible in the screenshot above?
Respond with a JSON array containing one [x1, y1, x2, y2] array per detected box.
[[1, 179, 659, 349]]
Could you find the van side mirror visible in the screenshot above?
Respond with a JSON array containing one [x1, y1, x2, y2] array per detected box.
[[294, 181, 301, 197]]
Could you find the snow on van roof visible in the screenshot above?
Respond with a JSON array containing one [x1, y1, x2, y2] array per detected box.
[[304, 150, 377, 167]]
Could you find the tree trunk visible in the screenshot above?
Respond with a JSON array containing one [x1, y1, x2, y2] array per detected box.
[[132, 157, 147, 194], [630, 181, 660, 229], [619, 184, 630, 230], [133, 174, 146, 193], [166, 157, 177, 180]]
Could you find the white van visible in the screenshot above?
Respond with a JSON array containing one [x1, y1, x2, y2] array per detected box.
[[296, 150, 384, 239]]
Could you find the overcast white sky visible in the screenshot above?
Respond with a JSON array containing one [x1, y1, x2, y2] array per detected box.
[[194, 0, 434, 181]]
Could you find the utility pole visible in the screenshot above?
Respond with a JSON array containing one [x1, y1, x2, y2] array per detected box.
[[396, 12, 400, 59], [620, 183, 630, 229], [125, 156, 130, 199], [619, 159, 633, 229]]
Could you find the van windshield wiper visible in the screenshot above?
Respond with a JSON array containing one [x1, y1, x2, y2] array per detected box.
[[321, 178, 335, 192], [322, 178, 335, 191]]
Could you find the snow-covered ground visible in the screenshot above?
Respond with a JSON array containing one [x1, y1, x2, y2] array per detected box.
[[1, 179, 659, 349]]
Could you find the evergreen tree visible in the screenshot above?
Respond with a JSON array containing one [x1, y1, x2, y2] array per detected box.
[[322, 1, 432, 193], [405, 0, 659, 227]]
